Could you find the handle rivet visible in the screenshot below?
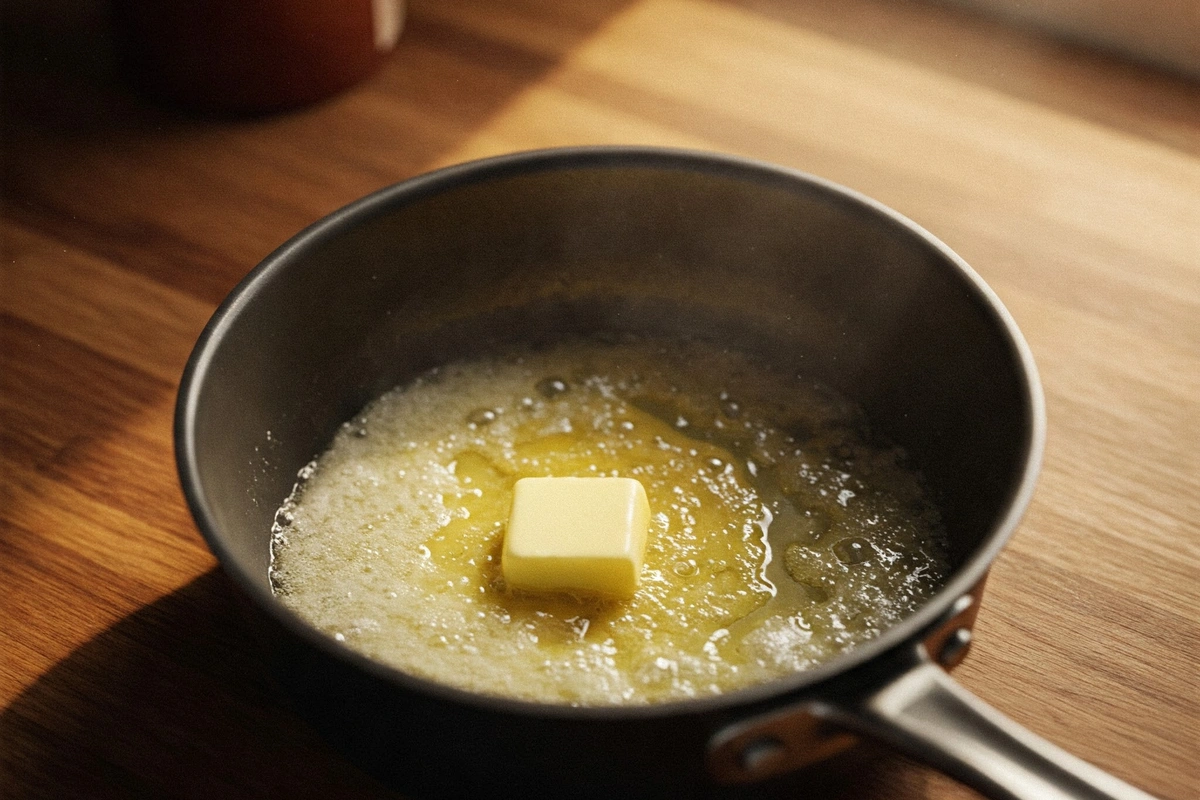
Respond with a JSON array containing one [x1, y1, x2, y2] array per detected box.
[[741, 736, 786, 773], [938, 627, 973, 666]]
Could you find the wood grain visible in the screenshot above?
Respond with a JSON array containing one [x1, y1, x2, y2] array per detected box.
[[939, 0, 1200, 79], [2, 0, 1197, 798]]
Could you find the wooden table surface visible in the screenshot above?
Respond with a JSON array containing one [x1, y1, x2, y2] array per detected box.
[[3, 1, 1197, 798]]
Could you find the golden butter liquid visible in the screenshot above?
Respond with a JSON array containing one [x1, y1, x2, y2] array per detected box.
[[270, 338, 949, 705]]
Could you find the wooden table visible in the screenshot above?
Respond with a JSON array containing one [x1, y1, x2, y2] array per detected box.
[[3, 1, 1197, 797]]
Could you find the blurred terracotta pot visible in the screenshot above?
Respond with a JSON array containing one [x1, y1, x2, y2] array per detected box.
[[112, 0, 404, 112]]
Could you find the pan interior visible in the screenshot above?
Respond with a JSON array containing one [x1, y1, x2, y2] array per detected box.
[[182, 152, 1036, 703]]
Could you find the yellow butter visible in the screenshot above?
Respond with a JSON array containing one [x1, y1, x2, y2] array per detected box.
[[502, 477, 651, 599]]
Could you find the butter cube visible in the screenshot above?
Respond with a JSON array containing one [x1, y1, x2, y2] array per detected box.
[[502, 477, 651, 599]]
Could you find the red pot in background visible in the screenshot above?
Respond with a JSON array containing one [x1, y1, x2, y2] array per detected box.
[[112, 0, 404, 112]]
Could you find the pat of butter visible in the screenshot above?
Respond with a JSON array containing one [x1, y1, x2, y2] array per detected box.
[[502, 477, 651, 599]]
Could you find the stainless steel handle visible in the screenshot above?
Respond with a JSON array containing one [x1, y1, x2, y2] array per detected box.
[[814, 655, 1158, 800]]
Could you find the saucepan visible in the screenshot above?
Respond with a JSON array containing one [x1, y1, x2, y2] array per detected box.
[[175, 147, 1155, 799]]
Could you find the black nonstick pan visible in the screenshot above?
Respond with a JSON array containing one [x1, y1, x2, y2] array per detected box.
[[175, 147, 1155, 800]]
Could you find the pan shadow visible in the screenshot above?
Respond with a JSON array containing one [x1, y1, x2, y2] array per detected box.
[[0, 569, 402, 799], [2, 569, 935, 799]]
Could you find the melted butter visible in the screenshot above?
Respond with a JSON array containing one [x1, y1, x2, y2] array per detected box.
[[270, 338, 949, 705]]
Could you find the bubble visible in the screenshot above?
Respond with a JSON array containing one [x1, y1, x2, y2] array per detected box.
[[536, 377, 569, 398], [466, 407, 498, 426], [672, 560, 698, 578], [833, 537, 873, 565], [720, 398, 742, 419]]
